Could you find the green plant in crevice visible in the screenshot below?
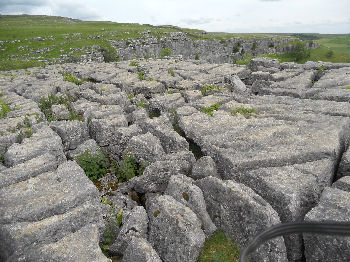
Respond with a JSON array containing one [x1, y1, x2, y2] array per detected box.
[[231, 107, 257, 119], [136, 100, 146, 108], [343, 86, 350, 90], [116, 150, 149, 183], [160, 48, 172, 58], [129, 61, 139, 67], [233, 42, 241, 53], [252, 42, 258, 51], [197, 231, 240, 262], [100, 44, 120, 62], [168, 69, 175, 77], [38, 93, 82, 122], [146, 77, 155, 81], [200, 103, 221, 117], [100, 205, 118, 255], [74, 149, 109, 181], [62, 73, 87, 86], [117, 209, 123, 227], [234, 53, 254, 65], [201, 84, 220, 96], [0, 154, 4, 164], [137, 71, 145, 81], [195, 52, 200, 60], [0, 98, 13, 119]]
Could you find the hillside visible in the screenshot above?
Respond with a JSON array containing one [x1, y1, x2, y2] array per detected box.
[[0, 15, 304, 71]]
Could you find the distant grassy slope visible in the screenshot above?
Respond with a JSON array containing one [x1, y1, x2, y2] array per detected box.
[[0, 15, 286, 71], [267, 33, 350, 63]]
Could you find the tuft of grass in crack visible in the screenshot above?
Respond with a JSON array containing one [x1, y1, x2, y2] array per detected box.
[[231, 107, 257, 119], [0, 97, 13, 118], [168, 69, 175, 77], [197, 231, 240, 262], [200, 103, 220, 117], [75, 149, 149, 183], [38, 93, 83, 122], [343, 86, 350, 90], [137, 71, 145, 80], [62, 72, 87, 86], [74, 149, 109, 181], [201, 84, 220, 96], [129, 61, 139, 67], [160, 48, 172, 58]]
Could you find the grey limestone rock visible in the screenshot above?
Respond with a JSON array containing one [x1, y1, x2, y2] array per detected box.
[[51, 104, 70, 120], [0, 200, 103, 260], [4, 125, 66, 167], [109, 206, 148, 254], [0, 161, 99, 224], [147, 195, 205, 262], [130, 151, 195, 193], [89, 115, 128, 146], [6, 224, 110, 262], [165, 174, 217, 236], [67, 138, 100, 159], [338, 148, 350, 179], [304, 187, 350, 262], [50, 120, 89, 150], [126, 132, 165, 163], [149, 93, 186, 113], [195, 176, 287, 262], [229, 74, 247, 93], [191, 155, 219, 180], [249, 57, 280, 72], [333, 176, 350, 192], [107, 124, 143, 158], [122, 237, 162, 262], [0, 153, 58, 188], [138, 115, 189, 154]]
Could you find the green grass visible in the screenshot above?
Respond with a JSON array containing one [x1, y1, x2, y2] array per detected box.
[[265, 35, 350, 63], [231, 107, 257, 119], [0, 97, 13, 118], [200, 103, 221, 117], [201, 84, 220, 96], [197, 231, 240, 262], [343, 86, 350, 90], [137, 71, 145, 80], [234, 53, 254, 65], [62, 73, 87, 85], [38, 93, 83, 122], [168, 69, 175, 76]]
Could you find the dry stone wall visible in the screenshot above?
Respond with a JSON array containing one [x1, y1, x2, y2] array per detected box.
[[0, 56, 350, 262]]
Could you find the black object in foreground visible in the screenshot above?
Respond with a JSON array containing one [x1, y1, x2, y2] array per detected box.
[[239, 221, 350, 262]]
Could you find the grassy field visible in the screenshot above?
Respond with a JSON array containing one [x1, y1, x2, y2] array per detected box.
[[267, 34, 350, 63], [0, 15, 286, 71], [1, 15, 349, 71]]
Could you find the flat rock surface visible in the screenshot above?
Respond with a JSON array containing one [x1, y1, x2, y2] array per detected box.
[[1, 58, 350, 261]]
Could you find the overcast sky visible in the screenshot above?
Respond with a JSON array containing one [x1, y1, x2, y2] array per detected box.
[[1, 0, 349, 33]]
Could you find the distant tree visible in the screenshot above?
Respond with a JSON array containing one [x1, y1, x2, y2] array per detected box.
[[290, 42, 310, 62], [325, 50, 334, 59]]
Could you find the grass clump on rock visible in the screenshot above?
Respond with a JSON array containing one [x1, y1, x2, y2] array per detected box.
[[75, 149, 109, 181], [160, 48, 172, 58], [62, 73, 87, 85], [231, 107, 257, 119], [138, 71, 145, 80], [200, 103, 220, 117], [197, 231, 240, 262], [38, 93, 83, 122], [201, 84, 220, 96], [75, 149, 149, 183], [0, 96, 13, 119]]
